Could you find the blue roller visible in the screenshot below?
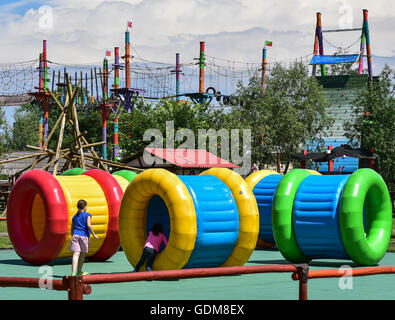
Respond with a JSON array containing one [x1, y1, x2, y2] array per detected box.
[[293, 175, 351, 259], [146, 175, 239, 268], [252, 174, 283, 243]]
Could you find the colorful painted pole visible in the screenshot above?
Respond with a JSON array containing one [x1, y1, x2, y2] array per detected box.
[[62, 67, 67, 105], [90, 69, 94, 105], [103, 57, 108, 101], [113, 46, 120, 161], [102, 57, 109, 160], [124, 29, 131, 89], [358, 33, 366, 74], [199, 41, 205, 93], [94, 67, 100, 102], [38, 52, 44, 148], [41, 41, 50, 141], [312, 14, 320, 76], [85, 73, 88, 116], [171, 53, 182, 101], [43, 40, 48, 91], [316, 12, 326, 76], [363, 9, 373, 82], [261, 47, 267, 95]]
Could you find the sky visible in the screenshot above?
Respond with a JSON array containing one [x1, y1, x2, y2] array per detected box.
[[1, 0, 395, 122]]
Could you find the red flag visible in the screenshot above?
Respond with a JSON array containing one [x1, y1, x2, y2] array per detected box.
[[127, 21, 133, 28], [105, 50, 111, 57]]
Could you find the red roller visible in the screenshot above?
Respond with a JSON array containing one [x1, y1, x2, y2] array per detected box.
[[7, 170, 68, 265], [82, 169, 123, 261]]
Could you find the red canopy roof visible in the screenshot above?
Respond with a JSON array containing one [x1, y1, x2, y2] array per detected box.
[[145, 148, 238, 168]]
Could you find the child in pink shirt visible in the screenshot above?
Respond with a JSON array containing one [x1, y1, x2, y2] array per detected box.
[[133, 223, 168, 272]]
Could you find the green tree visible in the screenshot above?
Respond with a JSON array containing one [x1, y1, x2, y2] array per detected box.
[[9, 103, 40, 151], [0, 106, 11, 155], [118, 99, 216, 157], [344, 64, 395, 187], [229, 62, 333, 172]]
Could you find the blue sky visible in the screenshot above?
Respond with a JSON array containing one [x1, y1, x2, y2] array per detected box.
[[0, 0, 48, 16]]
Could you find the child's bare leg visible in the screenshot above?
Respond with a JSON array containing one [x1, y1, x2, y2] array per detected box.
[[72, 251, 80, 274], [77, 252, 86, 273]]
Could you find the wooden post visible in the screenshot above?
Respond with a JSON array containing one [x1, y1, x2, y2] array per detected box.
[[328, 145, 333, 172], [276, 152, 281, 173], [65, 276, 84, 300], [300, 149, 307, 168], [294, 264, 309, 300], [369, 148, 374, 169]]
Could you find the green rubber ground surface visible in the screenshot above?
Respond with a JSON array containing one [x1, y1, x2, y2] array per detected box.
[[1, 248, 394, 300]]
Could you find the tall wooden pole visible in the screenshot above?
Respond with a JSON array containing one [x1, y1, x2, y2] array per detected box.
[[102, 57, 109, 161], [175, 53, 181, 100], [38, 53, 44, 148], [312, 15, 319, 76], [363, 9, 373, 82], [199, 41, 205, 93], [316, 12, 326, 76], [113, 46, 120, 161], [171, 53, 182, 101], [261, 47, 267, 95], [125, 29, 131, 89]]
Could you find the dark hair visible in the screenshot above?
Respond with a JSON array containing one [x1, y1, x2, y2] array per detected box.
[[76, 199, 87, 215], [151, 223, 164, 236]]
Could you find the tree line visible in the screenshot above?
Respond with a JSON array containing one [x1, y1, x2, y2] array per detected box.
[[0, 62, 393, 187]]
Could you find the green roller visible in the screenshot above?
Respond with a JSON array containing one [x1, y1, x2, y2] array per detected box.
[[272, 169, 312, 263], [112, 170, 137, 182], [61, 168, 87, 176], [340, 169, 392, 265]]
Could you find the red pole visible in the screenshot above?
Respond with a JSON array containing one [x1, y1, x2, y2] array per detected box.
[[369, 148, 374, 169], [300, 149, 307, 168], [82, 265, 298, 285], [328, 146, 333, 172], [292, 266, 395, 280]]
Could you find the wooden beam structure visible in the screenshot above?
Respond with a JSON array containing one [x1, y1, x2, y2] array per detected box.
[[0, 73, 142, 193]]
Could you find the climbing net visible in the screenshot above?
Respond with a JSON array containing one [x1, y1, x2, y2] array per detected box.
[[0, 59, 38, 96], [0, 49, 313, 107]]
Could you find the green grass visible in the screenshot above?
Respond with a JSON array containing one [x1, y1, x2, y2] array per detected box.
[[0, 220, 12, 249], [0, 220, 7, 233]]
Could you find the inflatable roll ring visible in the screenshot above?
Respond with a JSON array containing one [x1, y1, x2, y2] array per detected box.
[[119, 168, 259, 271]]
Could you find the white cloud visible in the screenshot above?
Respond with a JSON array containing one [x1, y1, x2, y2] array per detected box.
[[0, 0, 394, 71]]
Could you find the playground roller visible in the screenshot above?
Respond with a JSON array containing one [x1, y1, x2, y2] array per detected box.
[[272, 168, 392, 266], [119, 168, 259, 270], [245, 169, 320, 248], [7, 169, 136, 265]]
